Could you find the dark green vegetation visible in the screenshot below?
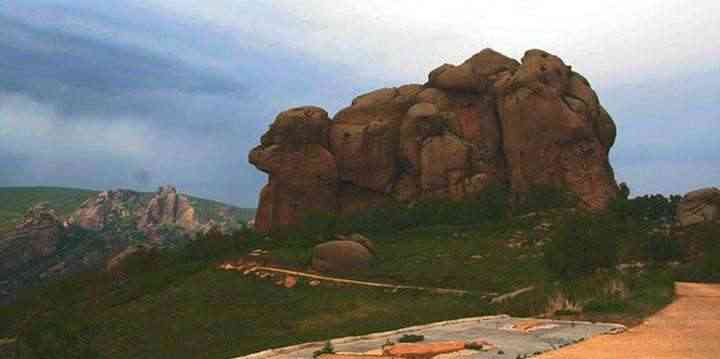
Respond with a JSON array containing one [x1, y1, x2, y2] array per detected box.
[[312, 342, 335, 358], [397, 334, 425, 343], [1, 184, 710, 358]]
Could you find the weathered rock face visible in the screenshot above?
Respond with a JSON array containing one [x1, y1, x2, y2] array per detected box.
[[250, 49, 619, 232], [1, 203, 64, 273], [676, 187, 720, 227], [311, 240, 374, 273], [494, 50, 617, 209], [15, 203, 64, 257], [250, 107, 338, 233], [70, 189, 141, 230], [138, 185, 198, 232]]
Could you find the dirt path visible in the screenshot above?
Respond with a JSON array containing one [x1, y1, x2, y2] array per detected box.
[[539, 282, 720, 359], [219, 263, 472, 295]]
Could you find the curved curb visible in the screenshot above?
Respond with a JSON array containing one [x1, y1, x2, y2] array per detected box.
[[233, 315, 626, 358]]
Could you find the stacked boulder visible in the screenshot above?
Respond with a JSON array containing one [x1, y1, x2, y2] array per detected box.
[[138, 185, 197, 231], [250, 49, 619, 232]]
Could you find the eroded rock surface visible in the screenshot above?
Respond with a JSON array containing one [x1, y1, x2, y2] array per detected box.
[[311, 240, 374, 273], [138, 185, 197, 231], [0, 203, 65, 278], [11, 203, 63, 258], [250, 49, 619, 232], [676, 187, 720, 227], [70, 189, 142, 230]]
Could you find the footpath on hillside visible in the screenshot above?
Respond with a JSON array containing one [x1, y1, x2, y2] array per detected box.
[[538, 282, 720, 359]]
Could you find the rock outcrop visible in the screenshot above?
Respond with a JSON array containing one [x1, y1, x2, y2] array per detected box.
[[311, 240, 375, 273], [1, 203, 64, 273], [676, 187, 720, 227], [138, 185, 197, 231], [70, 185, 198, 236], [250, 48, 619, 232], [70, 189, 142, 230], [14, 203, 64, 257]]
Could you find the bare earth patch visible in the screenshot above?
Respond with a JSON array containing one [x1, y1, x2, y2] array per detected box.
[[539, 282, 720, 359]]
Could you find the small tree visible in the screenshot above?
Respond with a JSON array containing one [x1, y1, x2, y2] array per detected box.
[[313, 341, 335, 358], [544, 214, 619, 278]]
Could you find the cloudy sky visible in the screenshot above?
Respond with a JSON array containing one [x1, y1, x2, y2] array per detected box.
[[1, 1, 719, 207]]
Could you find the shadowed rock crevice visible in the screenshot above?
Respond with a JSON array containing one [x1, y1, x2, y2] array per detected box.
[[249, 48, 619, 232]]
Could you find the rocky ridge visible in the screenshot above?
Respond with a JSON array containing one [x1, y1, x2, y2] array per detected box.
[[70, 185, 201, 238], [0, 185, 248, 302], [250, 48, 619, 232]]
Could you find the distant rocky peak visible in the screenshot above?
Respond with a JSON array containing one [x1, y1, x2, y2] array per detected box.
[[18, 202, 61, 229], [157, 185, 178, 195], [138, 185, 197, 232], [71, 189, 142, 231], [94, 189, 139, 203]]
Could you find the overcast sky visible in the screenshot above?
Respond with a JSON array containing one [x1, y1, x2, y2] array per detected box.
[[1, 1, 719, 207]]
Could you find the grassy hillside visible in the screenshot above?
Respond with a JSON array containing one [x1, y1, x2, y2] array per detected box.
[[0, 187, 99, 233], [186, 195, 256, 224], [0, 187, 686, 359]]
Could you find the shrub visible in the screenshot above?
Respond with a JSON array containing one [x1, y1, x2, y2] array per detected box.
[[279, 183, 511, 238], [644, 234, 684, 262], [313, 341, 335, 358], [678, 241, 720, 282], [583, 296, 627, 313], [397, 334, 425, 343], [609, 193, 680, 225], [544, 214, 619, 278], [513, 185, 578, 214]]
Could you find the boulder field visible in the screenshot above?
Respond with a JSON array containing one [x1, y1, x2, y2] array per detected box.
[[249, 48, 619, 232]]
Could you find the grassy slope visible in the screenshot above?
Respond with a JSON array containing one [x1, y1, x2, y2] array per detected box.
[[186, 195, 256, 224], [0, 205, 676, 359], [0, 187, 98, 232]]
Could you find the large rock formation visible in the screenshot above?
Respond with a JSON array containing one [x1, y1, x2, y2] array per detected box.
[[70, 189, 142, 230], [0, 203, 64, 273], [138, 185, 197, 231], [70, 185, 198, 235], [676, 187, 720, 227], [250, 48, 619, 232]]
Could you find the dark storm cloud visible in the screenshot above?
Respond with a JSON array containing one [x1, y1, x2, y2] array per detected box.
[[0, 15, 244, 118], [0, 3, 369, 206]]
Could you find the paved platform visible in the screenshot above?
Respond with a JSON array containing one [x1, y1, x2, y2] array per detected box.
[[234, 315, 625, 358]]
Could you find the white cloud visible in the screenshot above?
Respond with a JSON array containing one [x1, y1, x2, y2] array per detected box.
[[0, 93, 149, 159], [136, 0, 720, 87]]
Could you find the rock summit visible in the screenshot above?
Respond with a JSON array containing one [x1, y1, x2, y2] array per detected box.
[[250, 49, 619, 232]]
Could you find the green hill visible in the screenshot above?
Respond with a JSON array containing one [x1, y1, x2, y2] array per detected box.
[[2, 188, 703, 359], [0, 187, 98, 233]]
